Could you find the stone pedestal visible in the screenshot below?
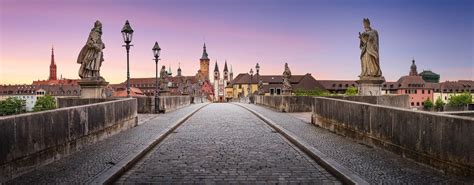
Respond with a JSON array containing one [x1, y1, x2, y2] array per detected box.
[[357, 77, 385, 96], [77, 80, 109, 98]]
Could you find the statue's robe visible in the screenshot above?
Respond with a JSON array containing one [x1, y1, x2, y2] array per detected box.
[[77, 31, 105, 78], [360, 29, 382, 77]]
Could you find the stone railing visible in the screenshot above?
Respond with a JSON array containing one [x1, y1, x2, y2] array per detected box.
[[57, 97, 115, 108], [311, 97, 473, 176], [254, 95, 314, 112], [136, 96, 192, 113], [0, 98, 138, 182], [327, 95, 409, 108]]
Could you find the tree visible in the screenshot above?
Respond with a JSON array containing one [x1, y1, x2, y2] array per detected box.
[[294, 88, 330, 96], [345, 86, 358, 96], [0, 97, 26, 116], [423, 98, 433, 110], [33, 95, 57, 112], [447, 92, 472, 107], [434, 97, 445, 111]]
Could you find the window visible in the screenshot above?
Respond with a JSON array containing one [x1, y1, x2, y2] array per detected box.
[[276, 88, 281, 95], [239, 84, 242, 89], [428, 90, 431, 94], [422, 90, 424, 94], [270, 88, 275, 95], [411, 102, 414, 106], [414, 90, 417, 94], [405, 90, 408, 94], [332, 84, 336, 87], [416, 102, 420, 106]]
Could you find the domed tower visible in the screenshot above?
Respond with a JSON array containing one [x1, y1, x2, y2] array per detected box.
[[213, 60, 220, 81], [200, 43, 210, 80], [223, 60, 229, 82], [409, 59, 418, 76], [49, 46, 57, 81]]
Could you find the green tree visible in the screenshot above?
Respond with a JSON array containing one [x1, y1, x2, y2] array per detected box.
[[0, 97, 26, 116], [294, 88, 330, 96], [434, 96, 445, 111], [423, 98, 433, 110], [447, 92, 472, 107], [33, 95, 57, 112], [345, 86, 358, 96]]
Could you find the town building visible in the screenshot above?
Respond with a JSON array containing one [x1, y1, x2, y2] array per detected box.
[[0, 84, 81, 111], [226, 73, 324, 99]]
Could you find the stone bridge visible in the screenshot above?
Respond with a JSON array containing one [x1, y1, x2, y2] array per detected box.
[[1, 97, 472, 184]]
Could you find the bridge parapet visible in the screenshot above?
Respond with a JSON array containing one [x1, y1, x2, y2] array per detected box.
[[0, 98, 138, 182], [311, 97, 473, 176]]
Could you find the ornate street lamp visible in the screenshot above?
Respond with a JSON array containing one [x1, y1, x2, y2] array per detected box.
[[121, 20, 134, 97], [152, 42, 161, 113]]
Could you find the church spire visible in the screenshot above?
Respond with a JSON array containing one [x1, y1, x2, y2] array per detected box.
[[177, 62, 182, 76], [223, 60, 228, 72], [409, 58, 418, 76], [201, 43, 209, 60], [214, 60, 219, 72], [49, 46, 57, 81]]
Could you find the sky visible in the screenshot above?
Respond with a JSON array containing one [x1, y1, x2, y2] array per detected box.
[[0, 0, 473, 84]]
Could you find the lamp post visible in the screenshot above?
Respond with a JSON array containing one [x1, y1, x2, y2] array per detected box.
[[152, 42, 161, 113], [121, 20, 134, 97], [249, 68, 254, 103]]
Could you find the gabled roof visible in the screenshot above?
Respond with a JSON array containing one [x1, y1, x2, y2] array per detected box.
[[227, 73, 324, 90]]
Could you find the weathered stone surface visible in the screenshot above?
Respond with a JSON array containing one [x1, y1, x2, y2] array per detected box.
[[244, 103, 471, 184], [311, 97, 474, 176], [328, 95, 409, 108], [57, 97, 114, 108], [255, 95, 313, 112], [77, 80, 109, 98], [117, 104, 340, 184], [7, 104, 204, 184], [136, 96, 192, 114], [0, 98, 138, 182]]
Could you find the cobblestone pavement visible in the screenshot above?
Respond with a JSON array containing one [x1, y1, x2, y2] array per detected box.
[[7, 104, 206, 184], [240, 103, 473, 184], [117, 103, 341, 184]]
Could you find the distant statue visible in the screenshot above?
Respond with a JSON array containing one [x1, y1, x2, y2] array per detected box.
[[160, 65, 168, 90], [282, 63, 292, 94], [359, 18, 382, 79], [258, 77, 264, 95], [77, 20, 105, 80]]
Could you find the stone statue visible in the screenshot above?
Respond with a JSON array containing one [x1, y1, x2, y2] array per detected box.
[[77, 20, 105, 80], [258, 76, 264, 95], [160, 65, 168, 91], [282, 63, 292, 94], [359, 18, 382, 79]]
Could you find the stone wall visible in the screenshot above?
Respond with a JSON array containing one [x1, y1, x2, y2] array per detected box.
[[328, 95, 409, 108], [442, 111, 474, 118], [57, 97, 115, 108], [0, 98, 138, 182], [311, 97, 473, 176], [136, 96, 192, 114], [255, 95, 314, 112]]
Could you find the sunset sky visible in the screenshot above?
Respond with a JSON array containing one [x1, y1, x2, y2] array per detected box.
[[1, 0, 472, 84]]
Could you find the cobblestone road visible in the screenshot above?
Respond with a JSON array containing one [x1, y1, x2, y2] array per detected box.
[[117, 103, 341, 184], [7, 104, 206, 184], [240, 103, 473, 184]]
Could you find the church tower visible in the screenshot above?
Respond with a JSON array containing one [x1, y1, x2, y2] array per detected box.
[[223, 60, 229, 82], [49, 46, 57, 81], [409, 59, 418, 76], [177, 62, 182, 77], [200, 43, 210, 80], [213, 61, 220, 81]]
